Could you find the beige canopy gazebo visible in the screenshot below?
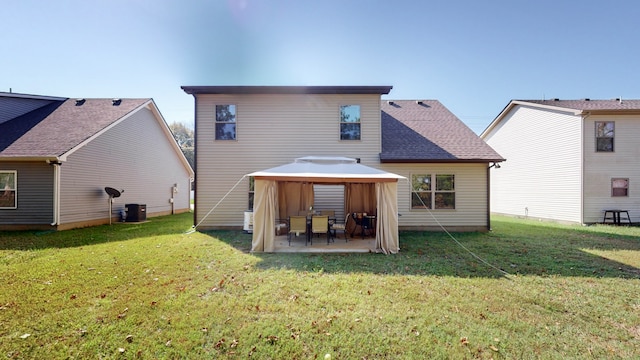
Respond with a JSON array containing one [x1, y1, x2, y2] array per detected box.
[[248, 156, 405, 254]]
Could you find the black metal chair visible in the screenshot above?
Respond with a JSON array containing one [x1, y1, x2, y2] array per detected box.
[[351, 213, 364, 239], [330, 214, 349, 242]]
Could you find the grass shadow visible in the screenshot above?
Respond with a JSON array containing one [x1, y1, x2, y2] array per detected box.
[[0, 213, 193, 250], [208, 217, 640, 279]]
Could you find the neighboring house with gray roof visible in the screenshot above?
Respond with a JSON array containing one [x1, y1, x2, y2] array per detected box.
[[481, 98, 640, 224], [0, 92, 194, 230], [182, 86, 503, 232]]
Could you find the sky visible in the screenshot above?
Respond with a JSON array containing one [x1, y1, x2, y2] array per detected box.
[[2, 0, 640, 134]]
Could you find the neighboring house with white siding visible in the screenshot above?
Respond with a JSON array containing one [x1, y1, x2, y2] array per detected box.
[[182, 85, 504, 232], [481, 98, 640, 224], [0, 92, 194, 230]]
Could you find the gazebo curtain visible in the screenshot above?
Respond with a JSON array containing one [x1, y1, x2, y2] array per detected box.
[[277, 181, 314, 220], [251, 180, 277, 252], [376, 182, 399, 254]]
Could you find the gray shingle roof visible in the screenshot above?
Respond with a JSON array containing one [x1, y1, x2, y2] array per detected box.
[[0, 98, 149, 158], [519, 99, 640, 111], [381, 100, 504, 162]]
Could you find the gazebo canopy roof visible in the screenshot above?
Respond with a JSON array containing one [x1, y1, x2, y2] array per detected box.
[[248, 156, 405, 183]]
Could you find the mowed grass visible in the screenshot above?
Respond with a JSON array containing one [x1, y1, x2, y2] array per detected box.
[[1, 213, 639, 359]]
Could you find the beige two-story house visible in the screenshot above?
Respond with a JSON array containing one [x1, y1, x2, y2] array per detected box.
[[481, 98, 640, 224], [182, 86, 504, 239]]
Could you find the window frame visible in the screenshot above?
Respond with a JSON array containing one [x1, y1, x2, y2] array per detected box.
[[611, 178, 628, 197], [411, 173, 455, 210], [0, 170, 17, 209], [215, 104, 237, 141], [434, 174, 456, 209], [595, 121, 614, 152], [339, 104, 361, 140]]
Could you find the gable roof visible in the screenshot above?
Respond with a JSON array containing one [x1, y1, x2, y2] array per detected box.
[[0, 97, 149, 159], [518, 99, 640, 112], [380, 100, 504, 163], [481, 99, 640, 138]]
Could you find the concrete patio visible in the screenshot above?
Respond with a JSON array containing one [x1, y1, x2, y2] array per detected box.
[[272, 233, 377, 253]]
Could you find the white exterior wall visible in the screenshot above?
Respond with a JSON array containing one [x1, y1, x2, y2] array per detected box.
[[380, 163, 489, 230], [583, 114, 640, 223], [484, 105, 583, 223], [194, 93, 383, 229], [59, 106, 192, 225]]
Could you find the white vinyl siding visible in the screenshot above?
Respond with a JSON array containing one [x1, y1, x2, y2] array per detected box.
[[59, 106, 192, 225], [194, 93, 382, 229], [381, 163, 489, 230], [0, 163, 53, 224], [484, 105, 583, 223], [313, 184, 345, 223], [583, 114, 640, 223]]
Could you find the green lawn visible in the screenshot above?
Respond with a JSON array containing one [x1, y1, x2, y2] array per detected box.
[[1, 213, 639, 359]]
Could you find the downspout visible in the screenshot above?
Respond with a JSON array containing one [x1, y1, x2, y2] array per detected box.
[[581, 111, 590, 224], [192, 96, 198, 227], [49, 160, 61, 226], [486, 164, 491, 231]]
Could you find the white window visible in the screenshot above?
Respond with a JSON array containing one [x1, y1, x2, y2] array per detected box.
[[612, 178, 628, 197], [411, 174, 455, 209], [595, 121, 614, 152], [0, 171, 17, 209], [215, 104, 236, 140], [340, 105, 361, 140]]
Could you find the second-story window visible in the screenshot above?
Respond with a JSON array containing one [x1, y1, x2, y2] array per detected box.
[[595, 121, 614, 152], [340, 105, 361, 140], [215, 104, 236, 140]]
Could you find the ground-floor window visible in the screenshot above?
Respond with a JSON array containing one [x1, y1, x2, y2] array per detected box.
[[248, 176, 254, 209], [0, 171, 17, 209], [411, 173, 455, 209], [611, 178, 628, 197]]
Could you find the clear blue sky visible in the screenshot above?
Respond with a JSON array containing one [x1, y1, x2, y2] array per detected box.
[[3, 0, 640, 134]]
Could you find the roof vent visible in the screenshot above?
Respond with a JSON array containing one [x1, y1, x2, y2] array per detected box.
[[387, 101, 394, 105], [416, 100, 424, 105], [583, 98, 590, 101], [553, 98, 560, 101], [112, 98, 122, 106], [75, 98, 86, 106]]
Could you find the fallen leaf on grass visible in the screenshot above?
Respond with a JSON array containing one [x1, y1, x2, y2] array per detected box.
[[489, 344, 499, 352], [20, 333, 31, 339], [460, 337, 469, 345], [265, 335, 278, 344]]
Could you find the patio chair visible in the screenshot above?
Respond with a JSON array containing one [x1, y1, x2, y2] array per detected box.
[[330, 213, 349, 242], [311, 215, 331, 244], [288, 215, 308, 246], [320, 210, 335, 217], [351, 212, 372, 239]]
